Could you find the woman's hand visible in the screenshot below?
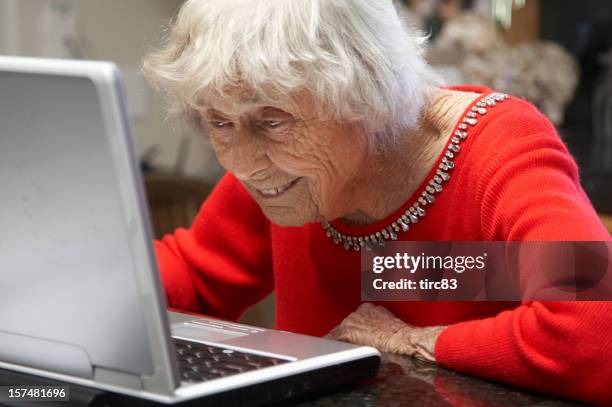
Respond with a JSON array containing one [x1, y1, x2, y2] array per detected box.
[[326, 303, 446, 363]]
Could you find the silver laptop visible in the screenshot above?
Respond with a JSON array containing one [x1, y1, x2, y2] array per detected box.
[[0, 56, 380, 405]]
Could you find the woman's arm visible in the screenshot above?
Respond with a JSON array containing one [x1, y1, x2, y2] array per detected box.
[[155, 173, 273, 320], [434, 120, 612, 405]]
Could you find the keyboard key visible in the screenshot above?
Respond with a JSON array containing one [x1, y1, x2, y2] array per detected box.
[[173, 338, 290, 383]]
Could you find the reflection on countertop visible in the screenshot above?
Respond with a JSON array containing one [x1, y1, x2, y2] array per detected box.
[[294, 353, 582, 407]]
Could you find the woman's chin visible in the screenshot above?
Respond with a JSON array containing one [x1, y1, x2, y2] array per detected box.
[[260, 206, 316, 227]]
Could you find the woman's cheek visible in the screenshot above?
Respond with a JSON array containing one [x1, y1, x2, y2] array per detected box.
[[208, 137, 235, 169], [266, 137, 317, 174]]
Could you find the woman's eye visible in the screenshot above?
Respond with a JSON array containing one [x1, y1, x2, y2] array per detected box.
[[210, 120, 233, 129], [264, 120, 285, 129]]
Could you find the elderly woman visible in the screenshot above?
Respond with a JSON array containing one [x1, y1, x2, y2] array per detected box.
[[143, 0, 612, 404]]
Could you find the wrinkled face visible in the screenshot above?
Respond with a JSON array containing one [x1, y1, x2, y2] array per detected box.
[[201, 92, 367, 226]]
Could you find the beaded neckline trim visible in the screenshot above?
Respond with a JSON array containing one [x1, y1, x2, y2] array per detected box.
[[321, 92, 509, 251]]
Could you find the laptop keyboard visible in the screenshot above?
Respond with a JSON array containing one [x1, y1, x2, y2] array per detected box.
[[174, 338, 289, 383]]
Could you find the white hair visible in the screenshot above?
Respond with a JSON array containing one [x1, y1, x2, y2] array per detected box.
[[143, 0, 438, 149]]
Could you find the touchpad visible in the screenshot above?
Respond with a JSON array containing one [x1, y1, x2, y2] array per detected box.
[[171, 322, 249, 343]]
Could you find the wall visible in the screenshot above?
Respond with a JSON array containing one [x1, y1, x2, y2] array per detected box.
[[0, 0, 223, 180]]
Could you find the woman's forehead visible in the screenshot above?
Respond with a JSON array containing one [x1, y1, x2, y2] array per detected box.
[[203, 89, 314, 117]]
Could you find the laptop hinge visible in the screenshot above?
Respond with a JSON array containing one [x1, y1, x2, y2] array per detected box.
[[93, 366, 143, 390]]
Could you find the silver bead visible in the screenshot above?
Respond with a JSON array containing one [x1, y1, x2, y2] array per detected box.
[[423, 192, 435, 203], [437, 169, 450, 181]]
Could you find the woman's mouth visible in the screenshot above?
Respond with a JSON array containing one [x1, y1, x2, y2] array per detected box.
[[254, 177, 301, 198]]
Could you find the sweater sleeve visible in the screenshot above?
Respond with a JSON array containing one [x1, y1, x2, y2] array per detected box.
[[435, 108, 612, 405], [154, 173, 273, 321]]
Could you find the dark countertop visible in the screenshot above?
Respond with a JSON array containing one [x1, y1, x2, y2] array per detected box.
[[293, 353, 583, 407], [0, 355, 585, 407]]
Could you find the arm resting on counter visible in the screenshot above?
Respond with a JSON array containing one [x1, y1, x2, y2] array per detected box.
[[155, 173, 273, 321], [433, 124, 612, 405]]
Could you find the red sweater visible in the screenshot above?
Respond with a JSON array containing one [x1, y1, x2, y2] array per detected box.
[[155, 86, 612, 405]]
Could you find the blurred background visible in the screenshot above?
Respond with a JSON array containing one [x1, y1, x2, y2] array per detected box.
[[1, 0, 611, 327]]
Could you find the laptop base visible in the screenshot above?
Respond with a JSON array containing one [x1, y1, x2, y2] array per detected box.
[[0, 356, 379, 406]]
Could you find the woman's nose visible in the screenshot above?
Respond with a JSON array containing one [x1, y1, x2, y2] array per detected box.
[[224, 129, 272, 182]]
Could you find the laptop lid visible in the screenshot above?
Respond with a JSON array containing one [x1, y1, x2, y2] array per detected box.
[[0, 56, 180, 394]]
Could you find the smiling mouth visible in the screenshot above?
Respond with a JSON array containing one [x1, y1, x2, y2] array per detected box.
[[254, 177, 301, 198]]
